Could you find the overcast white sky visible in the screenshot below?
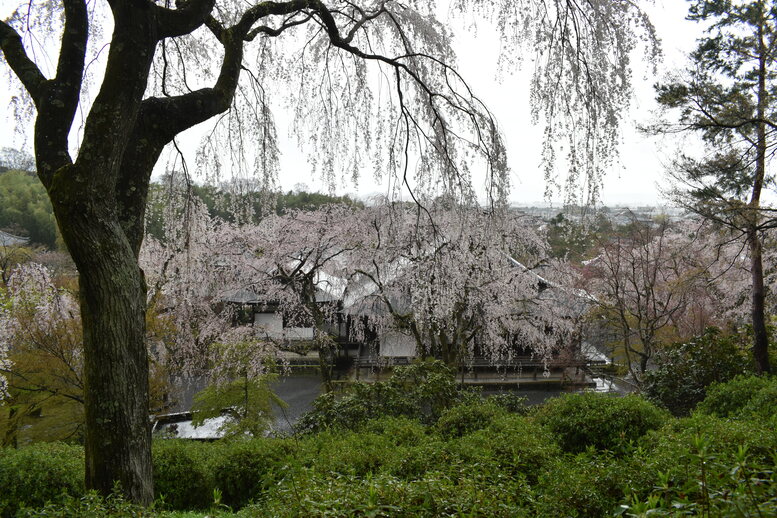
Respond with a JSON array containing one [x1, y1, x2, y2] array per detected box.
[[0, 0, 701, 206], [444, 0, 702, 206]]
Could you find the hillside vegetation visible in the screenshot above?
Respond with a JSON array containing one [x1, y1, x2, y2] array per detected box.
[[2, 370, 775, 518]]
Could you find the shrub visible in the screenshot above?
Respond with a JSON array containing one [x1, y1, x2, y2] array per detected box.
[[487, 392, 529, 414], [297, 430, 398, 477], [741, 382, 777, 424], [644, 414, 777, 465], [296, 360, 476, 432], [643, 327, 751, 416], [434, 399, 507, 438], [632, 414, 777, 505], [452, 414, 561, 484], [17, 491, 153, 518], [152, 440, 215, 510], [211, 438, 292, 509], [359, 416, 428, 446], [236, 470, 533, 518], [379, 438, 453, 480], [532, 451, 641, 518], [620, 451, 777, 518], [534, 392, 669, 454], [0, 442, 84, 518], [626, 415, 777, 515], [696, 374, 777, 421]]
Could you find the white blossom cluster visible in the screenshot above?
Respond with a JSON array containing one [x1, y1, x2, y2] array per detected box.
[[343, 202, 583, 366], [139, 198, 589, 377], [0, 262, 82, 401]]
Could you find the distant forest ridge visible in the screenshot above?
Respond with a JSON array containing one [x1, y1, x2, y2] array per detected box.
[[0, 164, 362, 249], [0, 149, 677, 254]]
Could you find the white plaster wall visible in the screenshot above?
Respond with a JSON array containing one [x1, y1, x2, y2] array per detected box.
[[254, 312, 315, 340], [285, 327, 315, 340], [380, 331, 417, 357], [254, 312, 284, 338]]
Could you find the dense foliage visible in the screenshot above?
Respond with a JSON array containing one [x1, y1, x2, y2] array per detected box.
[[533, 392, 670, 453], [2, 375, 775, 517], [144, 182, 363, 242], [0, 170, 57, 248], [642, 327, 752, 415], [295, 361, 477, 432], [0, 442, 84, 517], [696, 374, 777, 424]]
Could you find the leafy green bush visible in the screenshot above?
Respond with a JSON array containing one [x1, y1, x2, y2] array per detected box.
[[0, 443, 84, 518], [533, 451, 642, 518], [379, 438, 452, 480], [296, 430, 398, 477], [434, 399, 507, 438], [534, 392, 669, 454], [624, 416, 777, 516], [451, 414, 561, 484], [152, 440, 215, 510], [487, 392, 529, 414], [211, 439, 292, 509], [642, 414, 777, 468], [359, 416, 428, 446], [17, 491, 153, 518], [630, 413, 777, 511], [235, 470, 533, 518], [741, 382, 777, 424], [695, 374, 777, 424], [296, 360, 476, 432], [643, 327, 751, 416]]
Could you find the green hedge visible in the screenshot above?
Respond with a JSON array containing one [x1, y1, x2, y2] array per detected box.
[[533, 451, 644, 518], [235, 470, 533, 518], [0, 442, 84, 518], [434, 399, 508, 438], [152, 440, 217, 510], [533, 392, 669, 453], [211, 439, 292, 509], [624, 414, 777, 514], [3, 388, 775, 517], [451, 414, 560, 484], [696, 374, 777, 422]]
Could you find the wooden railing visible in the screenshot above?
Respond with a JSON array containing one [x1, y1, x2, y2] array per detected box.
[[353, 355, 601, 369]]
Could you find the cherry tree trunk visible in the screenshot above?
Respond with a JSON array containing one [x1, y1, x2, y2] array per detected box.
[[50, 167, 153, 504]]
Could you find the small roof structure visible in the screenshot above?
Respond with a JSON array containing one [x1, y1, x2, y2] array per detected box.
[[223, 288, 263, 305], [152, 411, 227, 440], [0, 230, 29, 247]]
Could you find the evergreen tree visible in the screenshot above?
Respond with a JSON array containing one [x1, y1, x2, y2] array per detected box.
[[655, 0, 777, 373]]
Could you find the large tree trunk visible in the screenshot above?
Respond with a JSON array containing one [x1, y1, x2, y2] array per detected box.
[[750, 19, 771, 375], [748, 230, 771, 374], [51, 168, 153, 504]]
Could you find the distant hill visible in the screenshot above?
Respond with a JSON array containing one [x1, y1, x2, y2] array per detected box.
[[0, 169, 57, 248], [0, 147, 35, 173]]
